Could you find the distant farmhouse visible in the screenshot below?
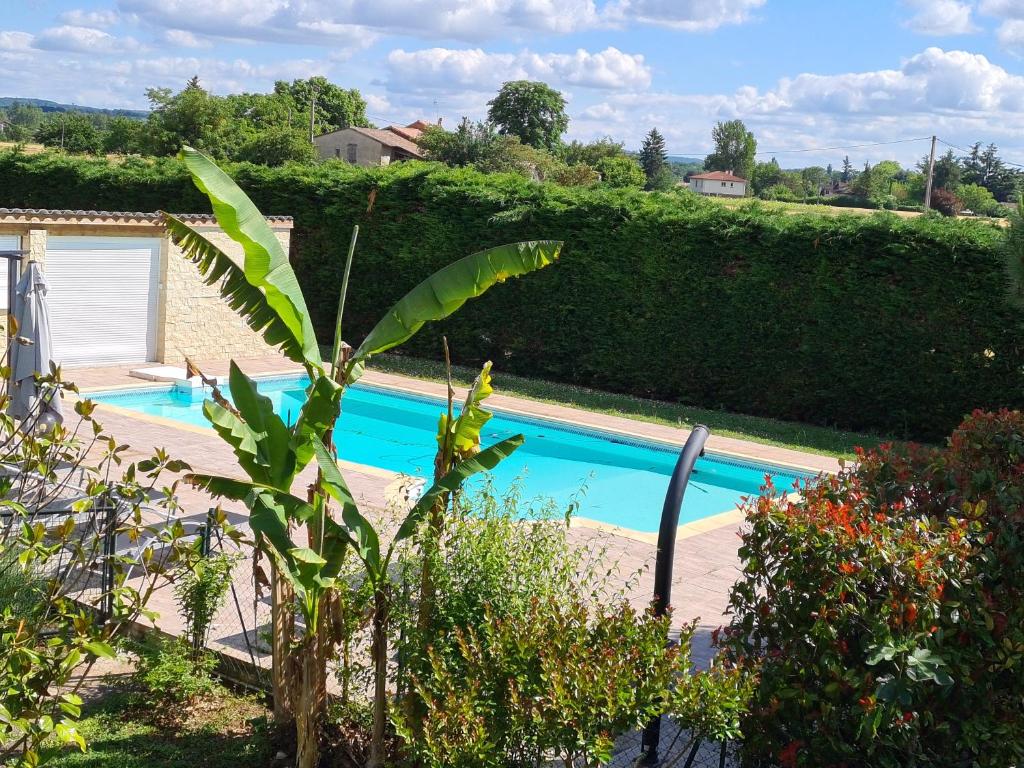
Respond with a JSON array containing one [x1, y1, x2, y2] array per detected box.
[[689, 170, 747, 197], [314, 119, 438, 166]]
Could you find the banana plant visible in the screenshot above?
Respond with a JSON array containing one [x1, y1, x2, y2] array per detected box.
[[162, 146, 561, 768], [414, 360, 498, 637]]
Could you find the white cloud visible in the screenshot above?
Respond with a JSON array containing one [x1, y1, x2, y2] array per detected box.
[[386, 46, 651, 94], [0, 44, 331, 110], [570, 48, 1024, 164], [979, 0, 1024, 19], [160, 29, 212, 49], [338, 0, 601, 39], [904, 0, 977, 35], [57, 9, 120, 28], [604, 0, 765, 31], [33, 25, 141, 55], [978, 0, 1024, 51], [120, 0, 771, 43], [119, 0, 600, 45], [997, 17, 1024, 48], [118, 0, 374, 48], [0, 31, 33, 52]]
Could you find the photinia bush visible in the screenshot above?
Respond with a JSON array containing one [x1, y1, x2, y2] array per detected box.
[[721, 409, 1024, 768]]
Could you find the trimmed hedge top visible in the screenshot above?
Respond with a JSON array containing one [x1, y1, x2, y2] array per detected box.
[[0, 150, 1016, 439]]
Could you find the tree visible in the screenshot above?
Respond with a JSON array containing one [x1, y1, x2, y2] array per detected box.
[[841, 155, 853, 182], [800, 166, 829, 195], [596, 155, 645, 188], [752, 159, 784, 196], [474, 135, 559, 179], [273, 77, 369, 136], [487, 80, 568, 151], [34, 113, 102, 154], [852, 161, 897, 206], [236, 125, 317, 166], [638, 127, 669, 190], [560, 137, 626, 167], [417, 118, 497, 166], [919, 148, 961, 190], [102, 116, 146, 154], [145, 78, 228, 156], [956, 182, 999, 216], [0, 101, 44, 141], [872, 160, 904, 181], [704, 119, 756, 182]]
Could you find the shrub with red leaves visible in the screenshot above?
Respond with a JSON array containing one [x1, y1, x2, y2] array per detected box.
[[930, 187, 964, 217], [721, 409, 1024, 768]]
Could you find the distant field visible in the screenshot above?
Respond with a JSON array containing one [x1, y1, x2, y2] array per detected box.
[[711, 195, 1008, 224], [0, 141, 46, 154], [713, 196, 923, 218]]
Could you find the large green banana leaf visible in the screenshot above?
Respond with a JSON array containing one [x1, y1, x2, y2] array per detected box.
[[436, 361, 494, 464], [225, 362, 296, 488], [190, 474, 352, 611], [164, 148, 322, 369], [312, 435, 522, 578], [290, 375, 343, 473], [312, 441, 382, 576], [347, 241, 561, 382]]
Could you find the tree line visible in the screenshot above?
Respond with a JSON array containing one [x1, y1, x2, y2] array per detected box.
[[0, 76, 369, 165], [4, 75, 1021, 211]]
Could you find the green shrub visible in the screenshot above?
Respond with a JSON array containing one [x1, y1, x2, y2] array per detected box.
[[956, 183, 1000, 217], [595, 155, 645, 188], [133, 636, 220, 706], [173, 548, 236, 653], [393, 482, 610, 700], [721, 409, 1024, 768], [759, 183, 797, 201], [395, 597, 679, 768], [399, 482, 599, 630], [393, 482, 755, 766], [0, 151, 1016, 439], [0, 547, 47, 620]]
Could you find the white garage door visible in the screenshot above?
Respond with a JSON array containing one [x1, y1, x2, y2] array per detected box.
[[0, 235, 19, 315], [45, 236, 161, 366]]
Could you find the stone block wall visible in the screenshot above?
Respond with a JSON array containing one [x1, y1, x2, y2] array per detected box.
[[0, 210, 293, 366], [159, 226, 292, 365]]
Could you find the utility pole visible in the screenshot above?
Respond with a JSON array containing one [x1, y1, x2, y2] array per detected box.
[[309, 87, 317, 144], [924, 135, 937, 211]]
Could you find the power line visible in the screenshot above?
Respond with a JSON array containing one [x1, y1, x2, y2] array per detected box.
[[755, 136, 932, 156], [664, 136, 933, 160], [937, 136, 1024, 169]]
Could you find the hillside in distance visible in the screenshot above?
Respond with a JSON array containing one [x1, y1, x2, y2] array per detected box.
[[0, 97, 147, 119]]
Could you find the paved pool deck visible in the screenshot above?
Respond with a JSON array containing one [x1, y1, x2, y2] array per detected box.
[[70, 355, 842, 668]]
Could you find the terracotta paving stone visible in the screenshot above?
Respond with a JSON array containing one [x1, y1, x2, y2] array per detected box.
[[66, 356, 839, 670]]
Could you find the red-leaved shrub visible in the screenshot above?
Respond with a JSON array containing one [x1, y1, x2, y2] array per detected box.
[[721, 409, 1024, 768]]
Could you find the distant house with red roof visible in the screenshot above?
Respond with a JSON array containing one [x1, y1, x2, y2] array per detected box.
[[314, 119, 441, 166], [689, 170, 747, 198]]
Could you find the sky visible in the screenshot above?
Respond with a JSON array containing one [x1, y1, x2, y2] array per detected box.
[[2, 0, 1024, 167]]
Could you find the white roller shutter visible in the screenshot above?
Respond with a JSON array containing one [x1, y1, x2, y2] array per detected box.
[[45, 236, 161, 365], [0, 235, 19, 314]]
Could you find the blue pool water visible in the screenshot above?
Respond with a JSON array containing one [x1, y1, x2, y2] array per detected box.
[[91, 376, 805, 533]]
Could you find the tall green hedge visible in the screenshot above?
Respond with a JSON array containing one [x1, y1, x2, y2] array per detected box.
[[0, 150, 1018, 439]]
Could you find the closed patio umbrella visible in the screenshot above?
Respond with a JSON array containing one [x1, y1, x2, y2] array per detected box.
[[9, 261, 63, 426]]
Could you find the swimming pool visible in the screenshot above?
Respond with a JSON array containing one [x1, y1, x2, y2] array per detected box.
[[90, 376, 806, 534]]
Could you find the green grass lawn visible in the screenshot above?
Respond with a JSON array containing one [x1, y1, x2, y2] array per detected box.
[[368, 354, 889, 460], [42, 689, 274, 768]]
